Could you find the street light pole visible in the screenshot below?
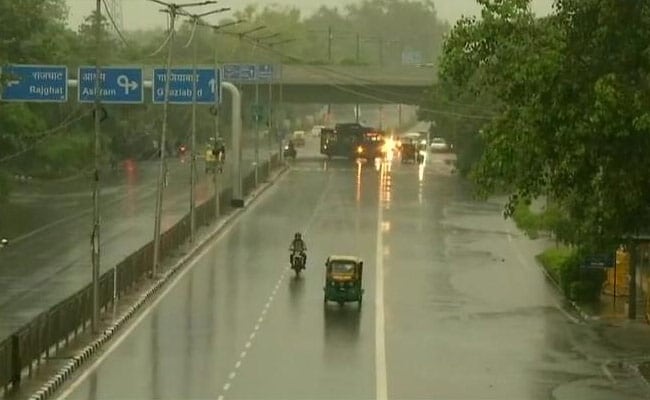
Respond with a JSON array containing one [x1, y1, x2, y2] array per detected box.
[[91, 0, 102, 334], [189, 22, 198, 243], [355, 32, 360, 124], [152, 5, 177, 277], [254, 78, 260, 187], [328, 25, 332, 63], [213, 45, 220, 219]]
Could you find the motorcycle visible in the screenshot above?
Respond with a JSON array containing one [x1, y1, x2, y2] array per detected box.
[[0, 238, 8, 249], [290, 250, 306, 276], [283, 143, 297, 160]]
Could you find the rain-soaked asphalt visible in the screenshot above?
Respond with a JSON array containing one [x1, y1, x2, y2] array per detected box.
[[55, 143, 650, 400], [0, 146, 269, 341]]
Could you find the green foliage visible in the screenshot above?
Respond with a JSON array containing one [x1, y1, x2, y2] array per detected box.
[[536, 245, 605, 302], [536, 246, 573, 283], [32, 133, 92, 178], [0, 171, 9, 203], [435, 0, 650, 250], [512, 200, 543, 239]]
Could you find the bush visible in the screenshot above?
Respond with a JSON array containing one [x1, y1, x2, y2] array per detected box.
[[536, 246, 573, 283], [0, 171, 10, 203], [32, 133, 93, 178], [536, 246, 605, 302], [512, 200, 542, 239]]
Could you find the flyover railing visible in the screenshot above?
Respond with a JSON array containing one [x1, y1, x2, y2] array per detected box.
[[0, 156, 280, 393]]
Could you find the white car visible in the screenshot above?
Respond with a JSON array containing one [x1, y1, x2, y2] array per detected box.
[[292, 130, 306, 146], [311, 125, 324, 137], [429, 137, 450, 152]]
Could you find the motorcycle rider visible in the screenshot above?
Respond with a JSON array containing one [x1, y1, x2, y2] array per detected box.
[[0, 238, 8, 249], [289, 232, 307, 268]]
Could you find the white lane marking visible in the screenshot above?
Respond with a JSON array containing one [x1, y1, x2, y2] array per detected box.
[[217, 171, 331, 400], [55, 212, 244, 399], [375, 167, 388, 400], [54, 171, 288, 400], [507, 233, 581, 324], [601, 360, 617, 384]]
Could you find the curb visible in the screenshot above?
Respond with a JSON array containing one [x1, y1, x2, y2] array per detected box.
[[28, 165, 290, 400], [533, 256, 596, 323]]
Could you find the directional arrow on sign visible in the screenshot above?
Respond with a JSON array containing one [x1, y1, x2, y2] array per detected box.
[[117, 74, 138, 94], [6, 79, 20, 87], [209, 78, 217, 93]]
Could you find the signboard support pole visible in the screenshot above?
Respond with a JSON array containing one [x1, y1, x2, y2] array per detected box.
[[223, 82, 243, 206], [254, 81, 260, 187], [153, 8, 177, 277], [189, 29, 198, 244], [268, 77, 273, 174], [91, 0, 102, 334]]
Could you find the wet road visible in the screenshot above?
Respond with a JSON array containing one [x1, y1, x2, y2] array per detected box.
[[57, 151, 650, 400], [0, 145, 271, 341]]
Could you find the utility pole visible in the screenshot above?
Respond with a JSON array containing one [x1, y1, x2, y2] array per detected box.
[[91, 0, 102, 334], [150, 0, 216, 275], [328, 25, 332, 63], [183, 8, 227, 243], [199, 20, 244, 220], [189, 20, 198, 244], [151, 1, 176, 277], [213, 44, 220, 219], [355, 32, 360, 124], [254, 77, 260, 186]]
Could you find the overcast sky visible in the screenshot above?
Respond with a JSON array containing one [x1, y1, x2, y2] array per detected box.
[[65, 0, 553, 31]]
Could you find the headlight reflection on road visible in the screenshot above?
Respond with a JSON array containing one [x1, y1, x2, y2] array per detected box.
[[379, 159, 392, 209], [356, 159, 362, 203]]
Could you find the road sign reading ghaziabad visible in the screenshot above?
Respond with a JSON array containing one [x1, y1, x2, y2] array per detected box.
[[0, 64, 68, 102], [78, 66, 143, 104], [152, 67, 221, 104]]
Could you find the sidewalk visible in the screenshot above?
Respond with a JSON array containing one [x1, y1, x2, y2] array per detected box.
[[513, 220, 650, 383]]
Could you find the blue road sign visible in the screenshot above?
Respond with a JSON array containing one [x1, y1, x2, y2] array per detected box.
[[256, 64, 274, 81], [581, 253, 615, 270], [223, 64, 256, 81], [78, 66, 143, 104], [152, 67, 221, 104], [0, 64, 67, 102]]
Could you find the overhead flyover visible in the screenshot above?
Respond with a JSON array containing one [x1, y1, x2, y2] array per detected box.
[[235, 64, 437, 105], [134, 64, 436, 105]]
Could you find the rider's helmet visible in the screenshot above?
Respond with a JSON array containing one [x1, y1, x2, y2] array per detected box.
[[294, 232, 301, 240]]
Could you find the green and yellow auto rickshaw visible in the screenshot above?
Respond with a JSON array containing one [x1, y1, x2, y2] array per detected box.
[[324, 255, 364, 306]]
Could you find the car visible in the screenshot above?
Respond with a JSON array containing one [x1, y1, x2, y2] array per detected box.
[[311, 125, 324, 137], [429, 137, 450, 152], [292, 130, 306, 146]]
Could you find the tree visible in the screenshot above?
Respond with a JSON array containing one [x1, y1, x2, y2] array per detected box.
[[437, 0, 650, 249]]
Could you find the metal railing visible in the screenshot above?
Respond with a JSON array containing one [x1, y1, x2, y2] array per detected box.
[[0, 155, 281, 392]]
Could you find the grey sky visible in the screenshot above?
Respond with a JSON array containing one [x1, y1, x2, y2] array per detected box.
[[65, 0, 553, 31]]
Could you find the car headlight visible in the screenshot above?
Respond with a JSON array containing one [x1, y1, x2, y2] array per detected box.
[[357, 146, 364, 154]]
